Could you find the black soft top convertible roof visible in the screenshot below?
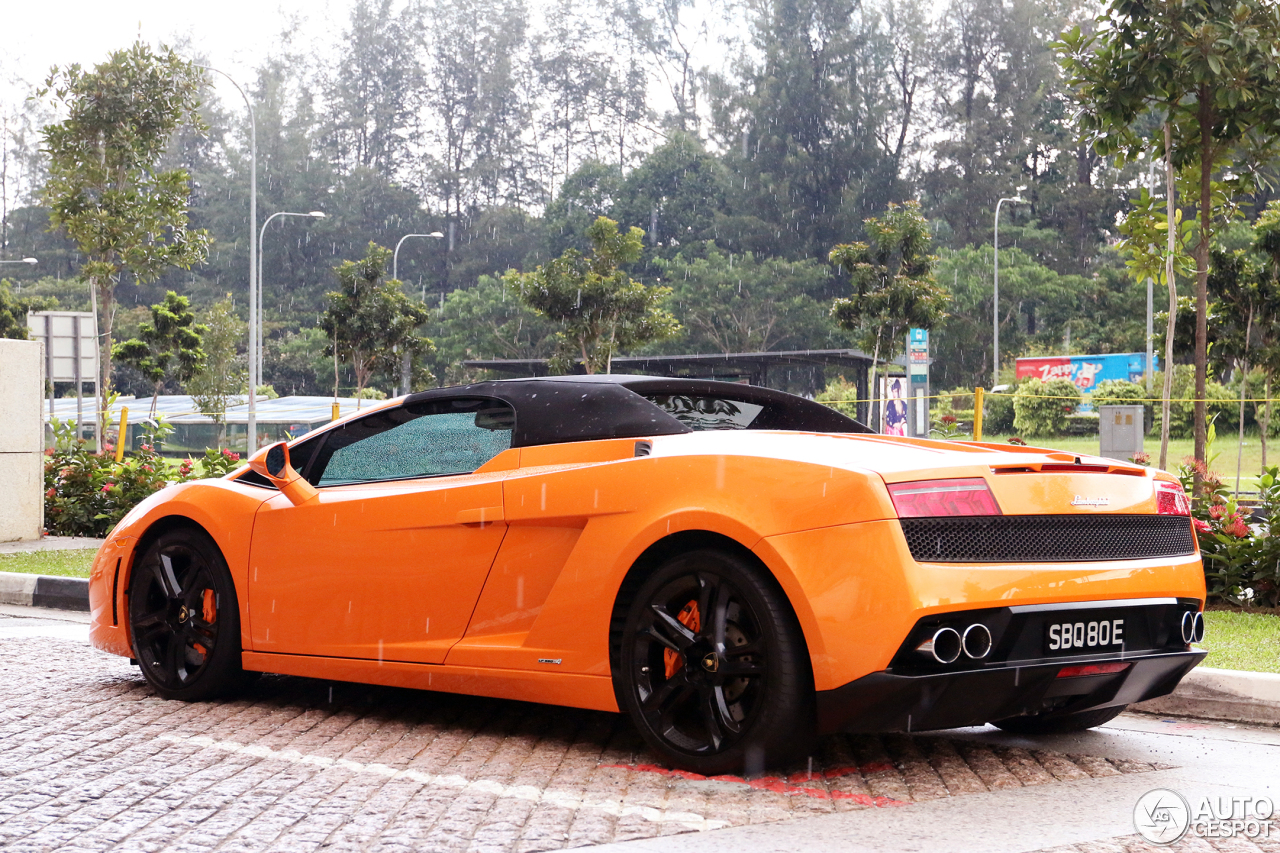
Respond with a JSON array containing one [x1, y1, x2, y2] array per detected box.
[[402, 375, 871, 447]]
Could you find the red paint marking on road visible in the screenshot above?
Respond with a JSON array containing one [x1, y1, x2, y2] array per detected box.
[[601, 763, 909, 807]]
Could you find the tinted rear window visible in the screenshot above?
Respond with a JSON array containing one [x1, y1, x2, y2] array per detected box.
[[644, 395, 765, 431]]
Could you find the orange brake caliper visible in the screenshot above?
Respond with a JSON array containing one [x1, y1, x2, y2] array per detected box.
[[663, 600, 701, 679], [195, 589, 217, 656]]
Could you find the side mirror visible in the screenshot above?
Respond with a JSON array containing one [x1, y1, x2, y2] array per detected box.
[[247, 441, 319, 506]]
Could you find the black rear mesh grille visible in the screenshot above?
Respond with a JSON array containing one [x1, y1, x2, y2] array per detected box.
[[899, 515, 1196, 563]]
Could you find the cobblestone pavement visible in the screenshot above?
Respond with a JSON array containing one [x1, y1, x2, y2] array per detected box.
[[0, 629, 1174, 853], [1032, 834, 1280, 852]]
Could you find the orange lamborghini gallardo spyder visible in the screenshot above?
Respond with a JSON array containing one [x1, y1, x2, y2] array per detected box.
[[87, 376, 1206, 774]]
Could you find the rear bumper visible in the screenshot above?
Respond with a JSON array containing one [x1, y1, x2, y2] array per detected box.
[[815, 649, 1206, 734]]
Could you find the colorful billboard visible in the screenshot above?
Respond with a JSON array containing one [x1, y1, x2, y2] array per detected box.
[[1014, 352, 1156, 393]]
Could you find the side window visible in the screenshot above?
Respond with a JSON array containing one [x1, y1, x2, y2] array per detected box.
[[310, 398, 514, 486]]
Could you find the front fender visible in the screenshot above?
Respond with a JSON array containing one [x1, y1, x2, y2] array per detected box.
[[88, 479, 275, 658]]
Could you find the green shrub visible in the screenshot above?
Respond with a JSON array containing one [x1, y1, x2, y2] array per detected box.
[[43, 417, 243, 538], [1091, 378, 1152, 434], [1151, 365, 1236, 438], [1012, 377, 1081, 436], [932, 388, 975, 433], [1091, 378, 1144, 406], [816, 375, 860, 419], [1241, 368, 1279, 436], [985, 389, 1016, 434], [1187, 462, 1280, 608], [1063, 413, 1100, 436]]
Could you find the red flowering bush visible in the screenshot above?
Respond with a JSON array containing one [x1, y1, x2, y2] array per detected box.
[[175, 447, 243, 481], [1182, 461, 1280, 608], [44, 417, 247, 538]]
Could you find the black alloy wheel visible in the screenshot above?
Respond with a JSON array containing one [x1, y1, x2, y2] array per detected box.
[[991, 703, 1128, 735], [615, 549, 813, 775], [129, 528, 249, 701]]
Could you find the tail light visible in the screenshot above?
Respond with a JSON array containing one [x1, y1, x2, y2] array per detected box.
[[1057, 663, 1130, 678], [1155, 480, 1191, 516], [887, 478, 1001, 518]]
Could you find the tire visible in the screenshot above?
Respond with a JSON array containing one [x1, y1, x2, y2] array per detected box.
[[991, 704, 1127, 735], [614, 548, 814, 776], [128, 527, 250, 701]]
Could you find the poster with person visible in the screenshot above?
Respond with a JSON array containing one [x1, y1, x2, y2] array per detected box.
[[882, 377, 908, 436]]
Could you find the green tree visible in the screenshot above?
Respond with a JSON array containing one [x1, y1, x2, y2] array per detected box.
[[1117, 171, 1220, 468], [706, 0, 885, 258], [929, 246, 1101, 390], [1244, 204, 1280, 466], [186, 296, 247, 447], [1058, 0, 1280, 466], [613, 133, 727, 257], [543, 161, 623, 256], [504, 216, 679, 373], [829, 202, 946, 422], [925, 0, 1091, 253], [0, 280, 52, 339], [427, 274, 557, 386], [653, 245, 836, 353], [324, 0, 424, 176], [39, 42, 211, 430], [424, 0, 536, 219], [265, 328, 335, 396], [112, 291, 206, 417], [321, 242, 433, 401]]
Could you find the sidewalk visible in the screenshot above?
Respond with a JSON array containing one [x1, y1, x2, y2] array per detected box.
[[0, 536, 101, 611], [0, 536, 102, 555]]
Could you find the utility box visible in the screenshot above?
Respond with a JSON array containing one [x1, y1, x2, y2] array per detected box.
[[0, 338, 45, 542], [1099, 404, 1144, 462]]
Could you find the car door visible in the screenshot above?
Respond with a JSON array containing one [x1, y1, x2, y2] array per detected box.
[[247, 397, 515, 664]]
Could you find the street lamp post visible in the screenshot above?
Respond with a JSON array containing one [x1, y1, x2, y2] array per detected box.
[[0, 259, 38, 294], [392, 232, 444, 395], [195, 65, 257, 455], [253, 210, 325, 453], [993, 196, 1025, 388], [392, 232, 444, 284]]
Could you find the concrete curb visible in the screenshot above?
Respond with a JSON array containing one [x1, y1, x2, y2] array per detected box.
[[0, 571, 89, 612], [1134, 665, 1280, 726]]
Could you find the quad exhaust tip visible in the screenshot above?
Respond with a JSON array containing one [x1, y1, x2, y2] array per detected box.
[[962, 623, 993, 659], [917, 623, 992, 663], [918, 627, 962, 664], [1181, 610, 1205, 644]]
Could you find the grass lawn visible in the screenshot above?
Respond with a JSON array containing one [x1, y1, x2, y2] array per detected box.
[[0, 549, 97, 578], [1200, 610, 1280, 674], [982, 432, 1273, 490]]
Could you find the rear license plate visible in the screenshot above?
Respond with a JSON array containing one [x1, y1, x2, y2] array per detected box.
[[1045, 615, 1125, 654]]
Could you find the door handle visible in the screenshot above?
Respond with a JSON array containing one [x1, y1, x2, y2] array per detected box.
[[456, 506, 505, 525]]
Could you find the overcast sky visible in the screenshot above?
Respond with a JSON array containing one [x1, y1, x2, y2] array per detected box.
[[1, 0, 343, 108]]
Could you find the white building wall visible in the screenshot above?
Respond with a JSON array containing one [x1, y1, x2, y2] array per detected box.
[[0, 339, 44, 541]]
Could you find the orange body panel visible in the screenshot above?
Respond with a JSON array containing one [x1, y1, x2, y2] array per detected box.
[[88, 425, 1205, 713], [88, 479, 273, 657], [759, 520, 1204, 690]]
